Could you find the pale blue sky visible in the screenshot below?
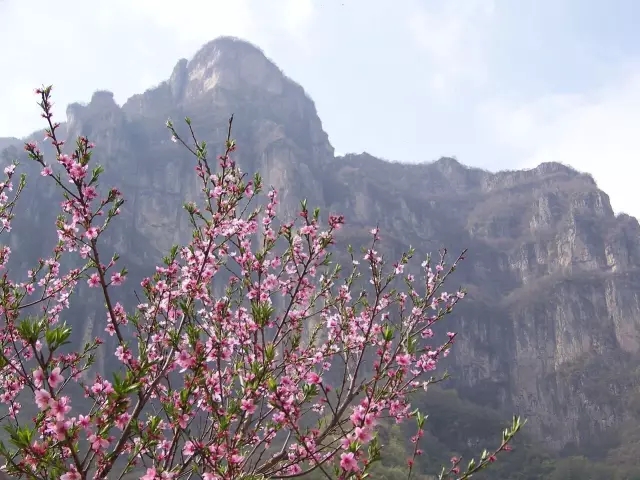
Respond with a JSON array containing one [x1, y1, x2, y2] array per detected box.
[[1, 0, 640, 216]]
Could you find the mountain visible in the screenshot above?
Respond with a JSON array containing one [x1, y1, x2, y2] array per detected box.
[[0, 137, 20, 151], [326, 151, 640, 450], [2, 36, 640, 478]]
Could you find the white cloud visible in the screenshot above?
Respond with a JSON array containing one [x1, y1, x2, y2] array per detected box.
[[281, 0, 315, 40], [478, 64, 640, 218], [111, 0, 258, 45], [0, 0, 317, 137], [407, 0, 495, 95]]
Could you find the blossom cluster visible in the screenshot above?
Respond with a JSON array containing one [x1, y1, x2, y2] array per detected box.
[[0, 86, 521, 480]]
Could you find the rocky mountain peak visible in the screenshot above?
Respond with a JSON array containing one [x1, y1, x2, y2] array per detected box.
[[432, 156, 466, 170], [167, 36, 288, 101], [65, 90, 124, 142], [121, 37, 329, 163], [5, 37, 640, 466], [533, 161, 579, 176], [90, 90, 119, 108], [0, 137, 21, 152]]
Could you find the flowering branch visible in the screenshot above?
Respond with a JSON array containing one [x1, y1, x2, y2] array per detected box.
[[0, 86, 521, 480]]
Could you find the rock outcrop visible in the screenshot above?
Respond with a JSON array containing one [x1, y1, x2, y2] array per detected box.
[[0, 137, 20, 152], [1, 36, 639, 458]]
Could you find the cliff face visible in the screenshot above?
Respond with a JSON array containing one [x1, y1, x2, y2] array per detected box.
[[0, 137, 20, 152], [325, 154, 640, 451], [2, 36, 640, 457]]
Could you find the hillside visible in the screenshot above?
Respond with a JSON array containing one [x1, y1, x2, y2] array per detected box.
[[2, 36, 640, 478]]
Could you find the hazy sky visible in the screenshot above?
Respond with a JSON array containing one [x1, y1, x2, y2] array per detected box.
[[1, 0, 640, 216]]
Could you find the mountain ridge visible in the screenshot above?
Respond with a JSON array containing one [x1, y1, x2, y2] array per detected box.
[[2, 36, 640, 473]]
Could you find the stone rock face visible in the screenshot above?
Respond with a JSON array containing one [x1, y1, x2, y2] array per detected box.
[[2, 36, 640, 455], [0, 137, 20, 152], [118, 37, 332, 251], [324, 153, 640, 450]]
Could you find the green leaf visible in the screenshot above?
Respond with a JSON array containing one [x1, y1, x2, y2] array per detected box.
[[251, 300, 275, 327], [382, 325, 394, 342]]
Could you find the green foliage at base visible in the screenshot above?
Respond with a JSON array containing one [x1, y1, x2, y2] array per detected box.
[[302, 384, 640, 479]]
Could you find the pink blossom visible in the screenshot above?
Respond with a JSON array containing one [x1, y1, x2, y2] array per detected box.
[[141, 468, 158, 480], [60, 468, 81, 480], [352, 426, 372, 444], [240, 398, 256, 414], [33, 368, 45, 388], [49, 397, 71, 420], [48, 366, 64, 388], [88, 433, 110, 452], [87, 273, 100, 287], [34, 389, 51, 410], [340, 452, 359, 472], [396, 353, 412, 367], [110, 271, 125, 285], [0, 87, 514, 480], [183, 441, 196, 457], [85, 226, 99, 240], [305, 371, 322, 384]]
